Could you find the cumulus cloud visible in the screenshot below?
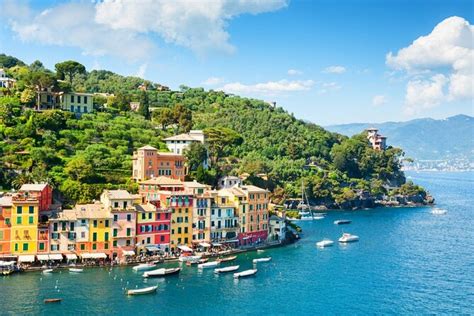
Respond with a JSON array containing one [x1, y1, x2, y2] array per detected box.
[[288, 69, 303, 76], [202, 77, 224, 86], [318, 82, 341, 94], [2, 0, 288, 59], [219, 79, 315, 95], [372, 95, 387, 107], [386, 16, 473, 113], [323, 65, 346, 74]]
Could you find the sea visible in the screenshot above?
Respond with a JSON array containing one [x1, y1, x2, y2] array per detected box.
[[1, 171, 473, 315]]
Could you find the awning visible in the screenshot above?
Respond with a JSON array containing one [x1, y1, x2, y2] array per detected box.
[[242, 236, 251, 240], [212, 243, 222, 247], [223, 239, 239, 243], [146, 246, 160, 252], [49, 254, 63, 261], [122, 250, 135, 256], [198, 242, 211, 248], [178, 245, 193, 252], [0, 261, 15, 267], [18, 255, 35, 263], [80, 253, 107, 259], [65, 254, 78, 260], [37, 254, 50, 261]]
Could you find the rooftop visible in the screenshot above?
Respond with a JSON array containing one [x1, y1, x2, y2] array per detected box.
[[164, 130, 204, 142], [103, 189, 134, 200], [19, 183, 49, 191], [184, 180, 209, 189], [140, 176, 183, 186], [137, 145, 158, 151], [74, 203, 111, 219], [241, 185, 269, 193], [0, 195, 13, 207]]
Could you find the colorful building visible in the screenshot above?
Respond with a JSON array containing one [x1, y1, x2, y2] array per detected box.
[[10, 194, 39, 255], [135, 202, 171, 253], [210, 192, 239, 243], [367, 128, 387, 150], [132, 145, 186, 182], [0, 195, 12, 256], [19, 183, 53, 214], [37, 90, 94, 114], [268, 215, 287, 242], [49, 209, 77, 254], [184, 181, 212, 245], [138, 176, 185, 202]]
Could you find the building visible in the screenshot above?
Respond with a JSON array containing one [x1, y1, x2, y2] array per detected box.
[[138, 176, 185, 202], [164, 130, 205, 155], [0, 195, 12, 255], [100, 190, 139, 260], [37, 91, 94, 114], [217, 176, 242, 189], [367, 128, 387, 150], [268, 215, 287, 242], [132, 145, 186, 181], [49, 209, 77, 254], [0, 68, 16, 88], [184, 181, 212, 245], [210, 192, 239, 243], [135, 202, 171, 254], [19, 183, 53, 213], [10, 194, 39, 255]]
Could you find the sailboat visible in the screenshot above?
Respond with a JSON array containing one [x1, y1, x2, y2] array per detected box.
[[297, 180, 324, 220]]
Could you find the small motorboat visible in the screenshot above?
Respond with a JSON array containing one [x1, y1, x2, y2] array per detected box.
[[42, 269, 54, 274], [198, 261, 220, 269], [256, 249, 265, 253], [69, 268, 83, 273], [217, 256, 237, 263], [132, 263, 156, 271], [252, 257, 272, 264], [126, 285, 158, 296], [316, 239, 334, 248], [179, 255, 201, 262], [431, 208, 447, 215], [334, 219, 352, 225], [338, 233, 359, 243], [234, 269, 257, 279], [44, 298, 62, 304], [214, 265, 240, 274], [143, 267, 181, 278]]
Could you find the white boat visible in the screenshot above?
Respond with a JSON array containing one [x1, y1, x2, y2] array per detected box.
[[198, 261, 220, 269], [252, 257, 272, 263], [338, 233, 359, 243], [234, 269, 257, 279], [214, 265, 240, 274], [316, 239, 334, 248], [127, 285, 158, 295], [256, 249, 265, 253], [431, 208, 447, 215], [217, 255, 237, 263], [69, 268, 83, 273], [143, 267, 181, 278], [132, 263, 156, 271], [312, 214, 325, 220], [334, 219, 352, 225], [178, 255, 201, 262], [42, 269, 54, 274], [298, 211, 313, 221]]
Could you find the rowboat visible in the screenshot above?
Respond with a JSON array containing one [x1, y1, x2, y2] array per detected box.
[[214, 265, 239, 274], [44, 298, 62, 304], [338, 233, 359, 243], [233, 269, 257, 279], [132, 263, 156, 271], [126, 285, 158, 296], [217, 255, 237, 263], [69, 268, 83, 273], [143, 267, 181, 278], [42, 269, 54, 274], [256, 249, 265, 253], [252, 257, 271, 264], [334, 219, 352, 225], [179, 255, 201, 262], [198, 261, 219, 269]]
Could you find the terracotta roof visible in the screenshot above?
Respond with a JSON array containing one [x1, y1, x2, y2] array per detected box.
[[0, 195, 13, 207], [184, 181, 208, 189], [139, 176, 183, 186], [19, 183, 49, 191], [74, 203, 111, 219], [138, 145, 158, 151], [157, 152, 183, 157], [103, 189, 134, 200], [51, 209, 77, 221], [134, 204, 156, 213], [240, 185, 269, 193]]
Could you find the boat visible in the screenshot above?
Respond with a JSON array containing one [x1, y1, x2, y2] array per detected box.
[[179, 255, 202, 262], [234, 269, 257, 279], [214, 265, 240, 274], [143, 267, 181, 278], [431, 208, 447, 215], [252, 257, 272, 263], [256, 249, 265, 253], [44, 298, 62, 304], [42, 269, 54, 274], [217, 255, 237, 263], [316, 239, 334, 248], [198, 261, 220, 269], [132, 263, 156, 271], [126, 285, 158, 296], [186, 258, 208, 266], [338, 233, 359, 243], [334, 219, 352, 225], [69, 268, 83, 273]]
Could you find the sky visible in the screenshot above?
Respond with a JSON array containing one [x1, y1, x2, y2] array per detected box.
[[0, 0, 472, 125]]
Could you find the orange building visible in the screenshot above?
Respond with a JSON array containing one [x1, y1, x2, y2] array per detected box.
[[0, 195, 12, 255], [132, 145, 186, 182]]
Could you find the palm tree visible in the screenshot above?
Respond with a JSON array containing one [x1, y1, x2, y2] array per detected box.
[[11, 172, 34, 189]]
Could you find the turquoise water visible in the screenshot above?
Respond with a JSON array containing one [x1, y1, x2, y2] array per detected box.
[[1, 171, 473, 315]]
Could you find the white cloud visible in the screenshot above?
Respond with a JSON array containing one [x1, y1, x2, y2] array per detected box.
[[2, 0, 288, 59], [136, 63, 148, 78], [288, 69, 303, 76], [219, 79, 315, 95], [323, 65, 346, 74], [318, 82, 341, 94], [372, 95, 387, 107], [386, 16, 473, 113], [202, 77, 224, 86]]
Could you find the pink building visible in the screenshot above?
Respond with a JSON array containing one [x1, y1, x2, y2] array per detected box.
[[132, 145, 186, 182], [135, 202, 172, 254], [367, 128, 387, 150]]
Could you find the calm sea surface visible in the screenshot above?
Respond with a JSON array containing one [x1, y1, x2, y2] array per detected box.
[[1, 171, 473, 315]]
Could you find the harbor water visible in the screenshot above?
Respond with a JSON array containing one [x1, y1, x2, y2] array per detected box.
[[1, 171, 473, 315]]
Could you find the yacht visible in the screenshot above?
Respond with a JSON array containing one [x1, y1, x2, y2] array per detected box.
[[338, 233, 359, 243], [316, 239, 334, 248]]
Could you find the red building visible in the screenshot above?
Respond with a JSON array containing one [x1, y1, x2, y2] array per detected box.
[[19, 183, 53, 213], [135, 201, 172, 253]]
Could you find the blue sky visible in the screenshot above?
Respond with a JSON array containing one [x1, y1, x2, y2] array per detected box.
[[0, 0, 472, 125]]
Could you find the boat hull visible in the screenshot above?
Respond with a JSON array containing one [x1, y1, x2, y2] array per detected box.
[[234, 269, 257, 279], [127, 286, 158, 295], [214, 265, 240, 274]]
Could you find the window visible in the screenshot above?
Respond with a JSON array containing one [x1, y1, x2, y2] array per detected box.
[[29, 216, 34, 224], [148, 213, 152, 220], [184, 227, 188, 234], [81, 232, 86, 238], [53, 223, 58, 231], [0, 231, 3, 240], [84, 96, 88, 103], [29, 206, 34, 214], [70, 105, 74, 112], [105, 220, 109, 227], [114, 215, 118, 222], [39, 243, 45, 251], [126, 239, 131, 246], [104, 243, 109, 250], [92, 243, 97, 250], [184, 237, 188, 244], [160, 235, 165, 242], [81, 219, 86, 226], [142, 213, 146, 220], [22, 243, 28, 251], [126, 228, 131, 237], [178, 227, 182, 234], [51, 244, 58, 251], [93, 220, 97, 228], [62, 222, 67, 231], [80, 244, 85, 250], [70, 95, 74, 103], [84, 106, 88, 113], [70, 222, 75, 231], [113, 229, 118, 237], [93, 232, 97, 242], [77, 95, 81, 103], [105, 232, 109, 241], [127, 214, 131, 221], [16, 206, 22, 214], [14, 243, 18, 251], [114, 202, 119, 208], [113, 240, 118, 247], [16, 217, 22, 224]]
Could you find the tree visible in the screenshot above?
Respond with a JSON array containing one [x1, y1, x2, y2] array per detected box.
[[138, 91, 150, 119], [184, 142, 208, 171], [0, 54, 26, 68], [29, 60, 45, 72], [153, 107, 174, 130], [204, 127, 243, 164], [55, 60, 86, 84], [172, 103, 192, 133], [27, 71, 56, 109], [64, 156, 95, 182], [20, 88, 36, 106]]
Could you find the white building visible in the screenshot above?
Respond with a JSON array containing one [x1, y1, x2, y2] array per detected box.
[[217, 176, 242, 189], [164, 130, 209, 168], [210, 194, 239, 242], [367, 128, 387, 150], [268, 215, 287, 242], [0, 69, 16, 89]]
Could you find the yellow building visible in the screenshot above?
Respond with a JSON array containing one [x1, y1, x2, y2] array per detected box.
[[10, 194, 39, 255], [80, 203, 112, 255]]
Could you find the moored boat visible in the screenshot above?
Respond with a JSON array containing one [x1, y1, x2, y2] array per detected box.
[[217, 255, 237, 263], [316, 239, 334, 248], [143, 267, 181, 278], [214, 265, 240, 274], [334, 219, 352, 225], [198, 261, 220, 269], [234, 269, 257, 279], [126, 285, 158, 295], [338, 233, 359, 243], [69, 268, 83, 273], [252, 257, 271, 263], [42, 269, 54, 274], [132, 263, 156, 271], [179, 255, 201, 262], [431, 208, 447, 215], [44, 298, 62, 303]]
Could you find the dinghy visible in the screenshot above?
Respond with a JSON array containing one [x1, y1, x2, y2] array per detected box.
[[214, 265, 240, 274], [252, 257, 271, 264], [217, 256, 237, 263], [69, 268, 83, 273], [126, 285, 158, 295], [316, 239, 334, 248], [233, 269, 257, 279], [132, 263, 156, 271], [198, 261, 220, 269], [334, 219, 352, 225], [42, 269, 54, 274], [44, 298, 62, 304], [143, 267, 181, 278]]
